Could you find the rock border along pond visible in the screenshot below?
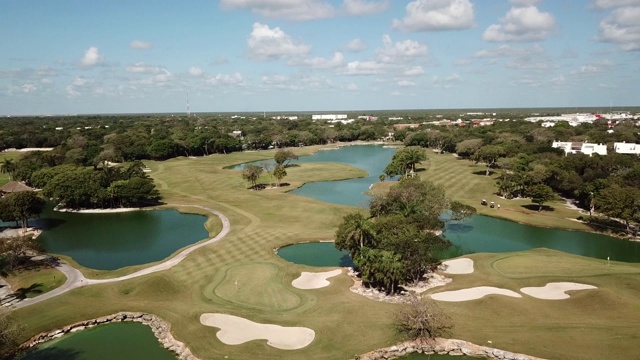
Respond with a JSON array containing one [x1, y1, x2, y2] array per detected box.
[[20, 312, 200, 360]]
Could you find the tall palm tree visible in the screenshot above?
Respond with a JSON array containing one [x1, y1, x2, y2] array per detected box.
[[0, 158, 16, 180]]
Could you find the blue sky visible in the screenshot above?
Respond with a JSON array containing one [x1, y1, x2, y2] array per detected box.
[[1, 0, 639, 115]]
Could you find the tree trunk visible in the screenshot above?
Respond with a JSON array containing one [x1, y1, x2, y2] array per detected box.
[[538, 204, 542, 212]]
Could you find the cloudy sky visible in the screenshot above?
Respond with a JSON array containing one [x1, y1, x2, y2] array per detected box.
[[1, 0, 639, 115]]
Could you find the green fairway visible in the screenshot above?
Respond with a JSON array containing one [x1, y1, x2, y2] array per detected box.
[[11, 145, 640, 360]]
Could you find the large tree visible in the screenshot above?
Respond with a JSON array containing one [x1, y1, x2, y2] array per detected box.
[[384, 146, 427, 178], [526, 184, 556, 211], [596, 184, 640, 231], [274, 149, 299, 167], [473, 145, 506, 176], [241, 164, 263, 189], [0, 191, 46, 230]]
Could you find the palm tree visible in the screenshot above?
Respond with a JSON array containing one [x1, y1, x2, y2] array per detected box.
[[335, 212, 376, 258], [0, 158, 16, 180]]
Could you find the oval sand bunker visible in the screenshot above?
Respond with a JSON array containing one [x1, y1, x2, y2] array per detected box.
[[200, 313, 315, 350], [291, 269, 342, 289], [441, 258, 474, 274]]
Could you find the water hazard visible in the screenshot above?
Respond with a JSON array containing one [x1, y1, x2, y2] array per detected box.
[[33, 206, 209, 270]]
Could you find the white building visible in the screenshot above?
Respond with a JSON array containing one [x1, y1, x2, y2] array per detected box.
[[552, 141, 607, 156], [526, 113, 597, 124], [312, 114, 347, 121], [614, 142, 640, 155]]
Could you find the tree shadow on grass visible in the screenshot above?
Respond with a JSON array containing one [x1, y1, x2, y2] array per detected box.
[[13, 283, 43, 300], [521, 204, 555, 212], [471, 170, 495, 176]]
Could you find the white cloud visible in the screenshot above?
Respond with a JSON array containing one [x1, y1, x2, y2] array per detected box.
[[206, 72, 245, 86], [343, 0, 388, 15], [66, 77, 95, 97], [80, 46, 103, 67], [247, 23, 310, 61], [342, 82, 359, 91], [221, 0, 335, 21], [483, 6, 555, 42], [376, 34, 427, 64], [189, 66, 204, 77], [300, 52, 345, 69], [346, 38, 368, 52], [391, 90, 402, 96], [593, 0, 640, 9], [403, 66, 425, 76], [576, 60, 614, 74], [474, 44, 545, 58], [392, 0, 475, 32], [397, 80, 417, 87], [343, 60, 385, 75], [130, 40, 152, 50], [445, 73, 462, 82], [510, 0, 540, 6], [597, 6, 640, 51], [20, 84, 37, 93], [126, 63, 165, 74]]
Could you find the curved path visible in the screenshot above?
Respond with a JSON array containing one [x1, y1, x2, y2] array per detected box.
[[12, 205, 231, 310]]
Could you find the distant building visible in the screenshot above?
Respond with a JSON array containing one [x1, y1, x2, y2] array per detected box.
[[526, 113, 597, 124], [614, 142, 640, 155], [393, 124, 420, 130], [552, 141, 607, 156], [312, 114, 347, 121], [358, 115, 378, 121], [471, 119, 494, 127]]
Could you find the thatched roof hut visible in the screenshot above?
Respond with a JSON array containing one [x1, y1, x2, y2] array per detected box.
[[0, 181, 34, 194]]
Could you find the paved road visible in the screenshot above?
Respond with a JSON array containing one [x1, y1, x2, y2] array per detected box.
[[11, 205, 231, 310]]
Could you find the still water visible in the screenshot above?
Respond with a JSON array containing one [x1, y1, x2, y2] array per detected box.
[[34, 206, 208, 270], [19, 322, 176, 360]]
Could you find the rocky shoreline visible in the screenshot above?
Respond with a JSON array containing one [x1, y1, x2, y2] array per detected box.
[[354, 338, 545, 360], [20, 312, 200, 360]]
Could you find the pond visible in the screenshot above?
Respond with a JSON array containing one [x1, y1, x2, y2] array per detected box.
[[18, 322, 176, 360], [232, 145, 397, 207], [271, 145, 640, 265], [32, 206, 209, 270]]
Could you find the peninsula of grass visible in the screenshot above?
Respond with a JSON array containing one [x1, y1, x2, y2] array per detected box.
[[11, 145, 640, 360]]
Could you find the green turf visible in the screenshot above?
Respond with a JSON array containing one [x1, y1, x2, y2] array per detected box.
[[11, 145, 640, 360], [4, 267, 66, 298]]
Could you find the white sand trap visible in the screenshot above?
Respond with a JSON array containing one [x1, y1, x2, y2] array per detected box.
[[292, 269, 342, 289], [431, 286, 522, 302], [520, 282, 597, 300], [441, 258, 474, 274], [200, 313, 315, 350]]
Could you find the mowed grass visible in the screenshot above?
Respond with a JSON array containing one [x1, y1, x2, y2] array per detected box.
[[387, 152, 592, 231], [4, 267, 66, 298], [11, 145, 640, 360]]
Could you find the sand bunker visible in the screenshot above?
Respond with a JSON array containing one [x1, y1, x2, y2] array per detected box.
[[431, 286, 522, 302], [520, 282, 597, 300], [291, 269, 342, 289], [441, 258, 474, 274], [200, 313, 315, 350]]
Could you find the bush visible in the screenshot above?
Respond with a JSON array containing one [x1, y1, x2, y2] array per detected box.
[[395, 296, 452, 339]]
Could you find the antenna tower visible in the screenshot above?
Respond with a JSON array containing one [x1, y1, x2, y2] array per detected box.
[[187, 93, 191, 116]]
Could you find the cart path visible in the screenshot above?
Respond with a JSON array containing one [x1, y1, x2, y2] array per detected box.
[[11, 205, 231, 310]]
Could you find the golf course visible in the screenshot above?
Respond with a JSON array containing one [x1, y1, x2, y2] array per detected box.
[[9, 144, 640, 360]]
